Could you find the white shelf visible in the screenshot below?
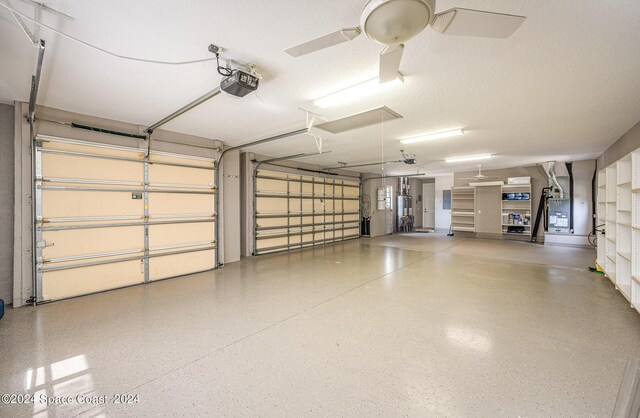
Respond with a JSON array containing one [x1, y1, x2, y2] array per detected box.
[[618, 252, 632, 261], [452, 226, 475, 232]]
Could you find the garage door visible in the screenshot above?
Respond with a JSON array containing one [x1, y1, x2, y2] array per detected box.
[[35, 135, 217, 302], [254, 169, 360, 254]]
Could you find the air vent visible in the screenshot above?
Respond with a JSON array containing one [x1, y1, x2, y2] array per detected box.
[[315, 106, 403, 134]]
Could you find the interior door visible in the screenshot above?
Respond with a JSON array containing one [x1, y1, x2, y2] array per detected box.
[[423, 183, 435, 230], [475, 185, 502, 234]]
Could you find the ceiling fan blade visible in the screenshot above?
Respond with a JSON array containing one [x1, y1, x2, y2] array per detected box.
[[379, 44, 404, 83], [432, 8, 526, 39], [285, 27, 361, 57]]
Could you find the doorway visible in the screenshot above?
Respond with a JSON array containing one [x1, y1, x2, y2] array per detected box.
[[422, 183, 435, 231]]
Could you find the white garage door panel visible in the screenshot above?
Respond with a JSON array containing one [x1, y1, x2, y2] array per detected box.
[[43, 139, 142, 156], [42, 260, 143, 301], [150, 153, 213, 167], [256, 197, 287, 213], [148, 193, 214, 215], [149, 250, 215, 281], [42, 153, 143, 182], [42, 227, 145, 259], [149, 223, 214, 248], [35, 137, 218, 302], [41, 190, 144, 218], [254, 170, 360, 254], [256, 178, 288, 193], [148, 164, 214, 187]]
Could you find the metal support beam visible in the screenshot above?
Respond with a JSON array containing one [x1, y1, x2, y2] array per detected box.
[[29, 39, 45, 305], [28, 39, 45, 122], [323, 160, 403, 171], [146, 87, 221, 133]]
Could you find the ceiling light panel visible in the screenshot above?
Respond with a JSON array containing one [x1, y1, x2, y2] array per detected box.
[[314, 106, 403, 134], [400, 128, 464, 144], [445, 154, 492, 163]]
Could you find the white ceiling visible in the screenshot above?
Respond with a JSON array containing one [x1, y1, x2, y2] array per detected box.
[[2, 0, 640, 175]]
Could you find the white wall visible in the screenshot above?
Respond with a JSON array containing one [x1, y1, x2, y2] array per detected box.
[[572, 160, 596, 237], [435, 175, 453, 233], [0, 103, 14, 303], [222, 149, 241, 264]]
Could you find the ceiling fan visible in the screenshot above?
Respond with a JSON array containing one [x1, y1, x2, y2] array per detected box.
[[285, 0, 526, 83], [460, 165, 500, 181]]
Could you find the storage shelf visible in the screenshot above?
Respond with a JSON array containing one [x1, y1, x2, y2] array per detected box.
[[632, 275, 640, 285], [452, 226, 475, 232], [503, 231, 531, 236], [452, 212, 474, 217], [618, 252, 632, 261], [502, 185, 531, 189], [607, 254, 617, 263], [502, 199, 531, 202], [502, 224, 531, 227]]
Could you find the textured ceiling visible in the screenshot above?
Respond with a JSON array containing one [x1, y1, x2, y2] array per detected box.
[[2, 0, 640, 175]]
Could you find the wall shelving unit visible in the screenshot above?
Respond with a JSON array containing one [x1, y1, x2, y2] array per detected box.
[[501, 184, 532, 237], [605, 165, 618, 285], [599, 151, 640, 315], [253, 170, 360, 255], [631, 152, 640, 313], [596, 169, 606, 269], [616, 156, 632, 300], [451, 186, 475, 232]]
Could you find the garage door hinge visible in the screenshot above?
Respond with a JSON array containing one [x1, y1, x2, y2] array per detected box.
[[36, 241, 52, 248]]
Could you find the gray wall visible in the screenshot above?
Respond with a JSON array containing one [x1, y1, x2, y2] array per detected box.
[[598, 119, 640, 168], [453, 160, 596, 241], [0, 103, 14, 303]]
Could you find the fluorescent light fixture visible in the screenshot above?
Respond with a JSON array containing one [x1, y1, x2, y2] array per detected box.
[[445, 154, 492, 163], [400, 128, 464, 144], [313, 75, 404, 109]]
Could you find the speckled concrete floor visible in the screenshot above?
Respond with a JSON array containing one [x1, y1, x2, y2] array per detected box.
[[1, 234, 639, 417]]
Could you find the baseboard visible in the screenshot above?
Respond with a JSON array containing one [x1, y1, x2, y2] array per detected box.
[[544, 233, 592, 248]]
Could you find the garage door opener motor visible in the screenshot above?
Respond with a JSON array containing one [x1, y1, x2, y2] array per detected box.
[[209, 44, 259, 97]]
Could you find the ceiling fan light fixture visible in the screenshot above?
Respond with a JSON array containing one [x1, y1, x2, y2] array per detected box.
[[446, 154, 492, 163], [361, 0, 434, 44], [400, 128, 464, 144], [313, 74, 403, 109]]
